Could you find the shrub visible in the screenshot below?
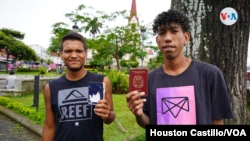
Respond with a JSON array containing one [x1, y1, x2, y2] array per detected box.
[[0, 96, 43, 123], [38, 66, 47, 75], [16, 68, 40, 72], [0, 96, 11, 106], [105, 70, 128, 94]]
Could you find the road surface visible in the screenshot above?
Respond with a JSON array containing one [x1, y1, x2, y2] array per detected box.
[[0, 113, 41, 141]]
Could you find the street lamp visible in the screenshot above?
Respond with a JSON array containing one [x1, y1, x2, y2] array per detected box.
[[140, 27, 147, 68], [72, 23, 79, 32], [56, 49, 59, 68], [4, 47, 10, 72]]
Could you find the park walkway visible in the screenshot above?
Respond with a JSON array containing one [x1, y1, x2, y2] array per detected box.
[[0, 113, 41, 141]]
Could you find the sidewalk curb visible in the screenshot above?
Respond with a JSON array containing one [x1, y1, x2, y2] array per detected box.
[[0, 105, 42, 137]]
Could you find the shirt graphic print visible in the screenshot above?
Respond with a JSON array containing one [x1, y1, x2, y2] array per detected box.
[[156, 85, 196, 124], [58, 87, 93, 122]]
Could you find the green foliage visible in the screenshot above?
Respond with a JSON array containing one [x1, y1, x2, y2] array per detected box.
[[53, 4, 152, 71], [46, 58, 54, 64], [130, 61, 139, 68], [120, 60, 128, 67], [16, 68, 40, 72], [131, 24, 136, 32], [88, 69, 99, 73], [64, 4, 103, 38], [0, 28, 25, 39], [90, 56, 113, 69], [0, 96, 44, 124], [105, 70, 129, 94], [120, 59, 139, 68], [38, 66, 47, 75], [0, 96, 11, 106], [147, 51, 163, 70], [84, 17, 102, 37], [0, 28, 37, 61], [92, 25, 143, 71], [48, 22, 71, 52]]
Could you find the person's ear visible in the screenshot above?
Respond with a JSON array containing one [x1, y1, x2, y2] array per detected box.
[[60, 50, 63, 60], [184, 32, 190, 45], [156, 36, 160, 49]]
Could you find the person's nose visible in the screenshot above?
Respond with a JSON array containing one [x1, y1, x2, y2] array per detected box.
[[163, 31, 172, 42], [70, 51, 78, 58]]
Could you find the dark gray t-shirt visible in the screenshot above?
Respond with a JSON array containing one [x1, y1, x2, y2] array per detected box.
[[144, 59, 233, 125], [49, 71, 105, 141]]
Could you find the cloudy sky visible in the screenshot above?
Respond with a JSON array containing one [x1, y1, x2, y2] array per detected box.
[[0, 0, 249, 65], [0, 0, 171, 48]]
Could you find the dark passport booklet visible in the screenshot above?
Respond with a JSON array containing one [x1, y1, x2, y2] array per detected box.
[[129, 69, 148, 96], [88, 82, 105, 104]]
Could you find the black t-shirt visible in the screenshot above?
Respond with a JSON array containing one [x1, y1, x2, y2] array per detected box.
[[144, 59, 233, 125], [49, 71, 104, 141]]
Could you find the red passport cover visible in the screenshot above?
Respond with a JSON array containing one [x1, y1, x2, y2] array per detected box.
[[129, 69, 148, 96]]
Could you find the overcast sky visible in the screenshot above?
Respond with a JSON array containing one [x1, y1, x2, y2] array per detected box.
[[0, 0, 171, 48], [0, 0, 249, 65]]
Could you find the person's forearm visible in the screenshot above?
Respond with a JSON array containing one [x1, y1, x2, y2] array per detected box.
[[103, 111, 116, 124], [42, 126, 55, 141], [212, 119, 224, 125], [136, 113, 150, 128]]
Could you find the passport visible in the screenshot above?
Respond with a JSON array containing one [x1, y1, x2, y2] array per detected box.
[[88, 82, 105, 104], [129, 69, 148, 96]]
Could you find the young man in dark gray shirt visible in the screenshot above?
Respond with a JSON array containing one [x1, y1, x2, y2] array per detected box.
[[126, 9, 233, 127]]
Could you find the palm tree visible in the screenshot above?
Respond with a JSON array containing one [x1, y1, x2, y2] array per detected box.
[[84, 17, 102, 38]]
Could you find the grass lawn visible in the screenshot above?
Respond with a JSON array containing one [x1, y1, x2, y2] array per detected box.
[[7, 93, 145, 141]]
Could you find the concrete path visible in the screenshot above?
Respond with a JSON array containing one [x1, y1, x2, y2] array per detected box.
[[0, 105, 43, 136], [0, 113, 41, 141], [0, 80, 5, 89]]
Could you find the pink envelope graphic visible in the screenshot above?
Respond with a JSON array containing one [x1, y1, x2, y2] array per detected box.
[[162, 97, 189, 118], [156, 86, 196, 125]]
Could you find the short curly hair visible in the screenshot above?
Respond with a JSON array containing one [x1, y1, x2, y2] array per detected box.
[[152, 9, 190, 34]]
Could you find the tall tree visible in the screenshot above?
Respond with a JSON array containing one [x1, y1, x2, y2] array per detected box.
[[65, 4, 104, 38], [89, 25, 143, 71], [51, 4, 153, 71], [171, 0, 250, 124], [48, 22, 71, 52], [64, 4, 146, 71], [0, 28, 37, 72], [84, 17, 102, 37]]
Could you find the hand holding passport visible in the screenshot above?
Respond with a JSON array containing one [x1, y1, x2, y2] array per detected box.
[[129, 69, 148, 96]]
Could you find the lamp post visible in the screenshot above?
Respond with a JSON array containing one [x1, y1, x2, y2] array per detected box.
[[140, 27, 146, 68], [4, 47, 10, 72], [17, 54, 21, 68], [72, 23, 79, 32], [56, 49, 59, 69]]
